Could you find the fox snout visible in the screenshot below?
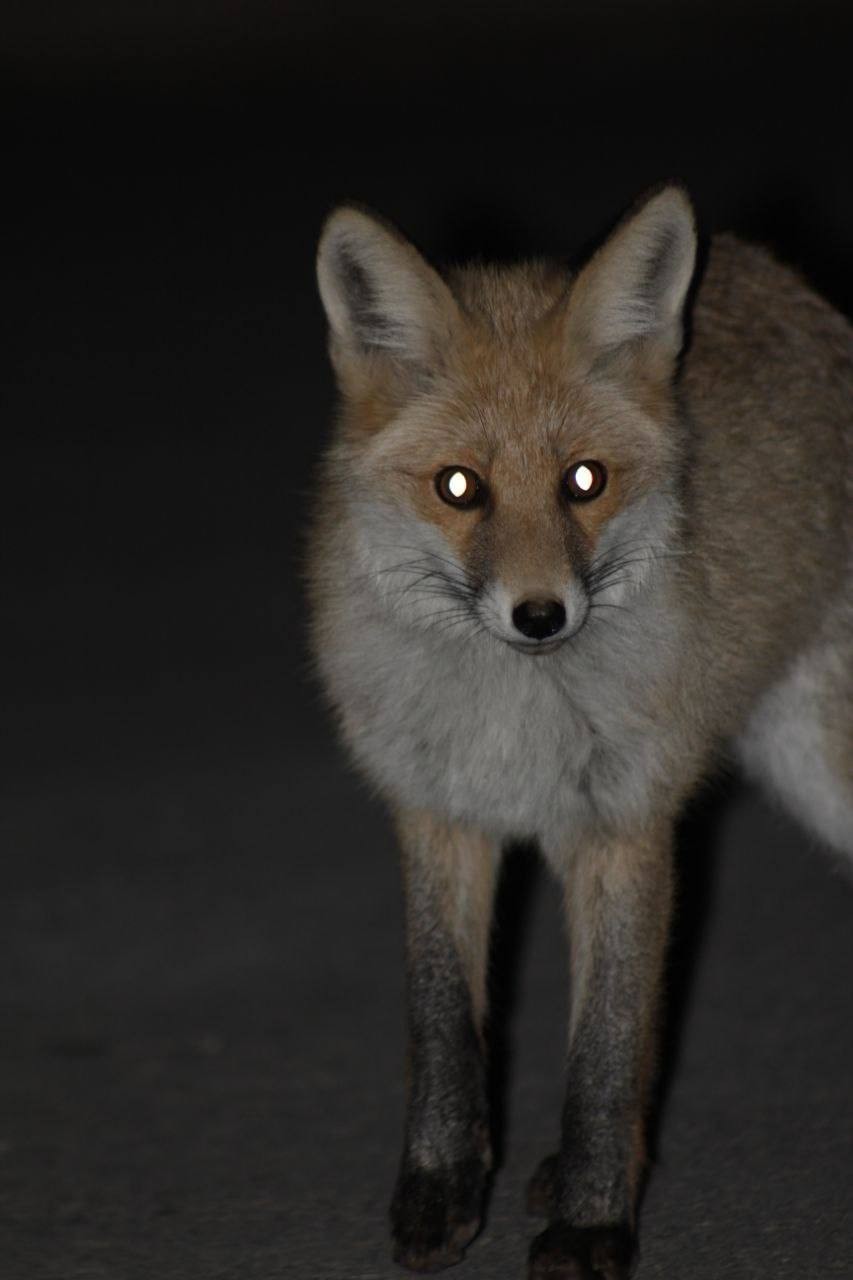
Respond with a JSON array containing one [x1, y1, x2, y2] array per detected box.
[[483, 575, 590, 652], [512, 598, 566, 641]]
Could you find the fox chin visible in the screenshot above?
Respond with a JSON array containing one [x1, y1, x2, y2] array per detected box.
[[307, 185, 853, 1277]]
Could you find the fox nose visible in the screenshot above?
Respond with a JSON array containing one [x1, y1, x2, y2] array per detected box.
[[512, 598, 566, 641]]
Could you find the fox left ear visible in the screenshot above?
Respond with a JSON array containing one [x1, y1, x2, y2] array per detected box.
[[565, 185, 697, 382], [316, 206, 459, 389]]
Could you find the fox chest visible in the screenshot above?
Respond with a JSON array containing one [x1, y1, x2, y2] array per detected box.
[[332, 631, 657, 846]]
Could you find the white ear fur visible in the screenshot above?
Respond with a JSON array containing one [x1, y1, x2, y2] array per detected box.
[[566, 186, 697, 372], [316, 207, 458, 372]]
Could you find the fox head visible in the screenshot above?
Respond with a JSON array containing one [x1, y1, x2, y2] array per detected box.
[[315, 187, 696, 655]]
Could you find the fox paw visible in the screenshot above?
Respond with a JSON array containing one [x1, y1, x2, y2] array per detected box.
[[528, 1222, 635, 1279], [391, 1157, 488, 1272]]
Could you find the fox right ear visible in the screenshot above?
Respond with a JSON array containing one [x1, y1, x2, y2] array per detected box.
[[316, 207, 458, 386], [565, 185, 697, 383]]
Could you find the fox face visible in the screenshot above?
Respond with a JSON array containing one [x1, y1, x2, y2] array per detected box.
[[316, 192, 693, 661], [340, 369, 681, 656]]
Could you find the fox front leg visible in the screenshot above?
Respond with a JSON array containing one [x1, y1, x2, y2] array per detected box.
[[390, 807, 499, 1273], [529, 823, 674, 1280]]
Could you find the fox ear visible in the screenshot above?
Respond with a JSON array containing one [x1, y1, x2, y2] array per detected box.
[[316, 206, 458, 385], [565, 185, 697, 381]]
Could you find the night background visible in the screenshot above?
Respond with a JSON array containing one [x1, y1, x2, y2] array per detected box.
[[3, 3, 853, 1276]]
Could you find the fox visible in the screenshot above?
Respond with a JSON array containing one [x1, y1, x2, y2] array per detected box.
[[308, 185, 853, 1279]]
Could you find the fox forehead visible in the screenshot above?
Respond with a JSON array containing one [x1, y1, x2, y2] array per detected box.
[[448, 258, 570, 335], [353, 261, 673, 458], [360, 362, 673, 503]]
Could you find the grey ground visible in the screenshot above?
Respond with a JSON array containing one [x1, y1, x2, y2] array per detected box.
[[2, 568, 852, 1277]]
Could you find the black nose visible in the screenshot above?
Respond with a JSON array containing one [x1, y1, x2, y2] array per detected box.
[[512, 598, 566, 641]]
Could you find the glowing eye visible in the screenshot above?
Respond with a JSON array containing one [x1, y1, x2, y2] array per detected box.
[[564, 459, 607, 502], [435, 466, 484, 508]]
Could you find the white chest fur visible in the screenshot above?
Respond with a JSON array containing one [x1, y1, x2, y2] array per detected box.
[[321, 597, 683, 855]]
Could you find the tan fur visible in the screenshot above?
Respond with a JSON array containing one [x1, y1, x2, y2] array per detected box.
[[321, 286, 679, 620], [564, 822, 673, 1039], [394, 807, 498, 1029], [311, 213, 851, 757], [310, 188, 853, 1273]]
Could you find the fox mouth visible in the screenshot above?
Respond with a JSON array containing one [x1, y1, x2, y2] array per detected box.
[[507, 635, 569, 656]]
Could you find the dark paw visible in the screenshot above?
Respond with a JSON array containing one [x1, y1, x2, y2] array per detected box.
[[526, 1153, 559, 1217], [391, 1157, 489, 1272], [528, 1222, 635, 1279]]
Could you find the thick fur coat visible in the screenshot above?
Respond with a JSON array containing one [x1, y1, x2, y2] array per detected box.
[[308, 187, 852, 1277]]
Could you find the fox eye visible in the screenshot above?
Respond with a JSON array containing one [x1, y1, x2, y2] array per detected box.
[[435, 466, 484, 508], [563, 459, 607, 502]]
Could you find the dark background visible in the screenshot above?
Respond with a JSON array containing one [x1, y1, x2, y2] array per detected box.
[[3, 4, 853, 1277]]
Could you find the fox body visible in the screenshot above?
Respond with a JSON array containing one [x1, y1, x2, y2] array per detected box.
[[309, 188, 853, 1277]]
